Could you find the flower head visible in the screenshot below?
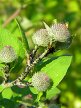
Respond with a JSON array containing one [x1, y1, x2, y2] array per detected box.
[[51, 23, 70, 42], [32, 29, 50, 47], [32, 72, 51, 91], [0, 46, 17, 63]]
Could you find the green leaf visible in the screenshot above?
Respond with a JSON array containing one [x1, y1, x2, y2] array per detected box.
[[0, 27, 25, 61], [5, 20, 21, 38], [35, 92, 43, 102], [46, 86, 60, 99], [0, 99, 17, 108], [43, 22, 53, 36], [0, 85, 5, 93], [29, 87, 39, 94], [15, 19, 30, 53], [2, 87, 13, 99], [41, 56, 72, 87], [0, 64, 6, 67], [43, 22, 54, 44], [0, 71, 5, 78]]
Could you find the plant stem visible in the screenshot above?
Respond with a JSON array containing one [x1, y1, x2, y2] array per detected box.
[[9, 49, 49, 86], [2, 5, 27, 27], [3, 64, 10, 84], [31, 49, 48, 66], [29, 46, 39, 64]]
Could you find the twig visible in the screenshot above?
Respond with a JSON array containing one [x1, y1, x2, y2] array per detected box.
[[3, 65, 10, 84], [31, 49, 48, 66], [32, 46, 38, 58], [29, 46, 39, 64], [2, 8, 21, 27], [2, 5, 27, 27]]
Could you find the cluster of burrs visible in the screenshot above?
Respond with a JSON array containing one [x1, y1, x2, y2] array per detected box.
[[31, 22, 71, 91], [0, 21, 71, 91], [32, 22, 71, 49]]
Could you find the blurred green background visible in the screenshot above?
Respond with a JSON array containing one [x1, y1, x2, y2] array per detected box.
[[0, 0, 81, 108]]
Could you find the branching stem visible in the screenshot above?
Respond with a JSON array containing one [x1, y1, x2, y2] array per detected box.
[[7, 48, 49, 87]]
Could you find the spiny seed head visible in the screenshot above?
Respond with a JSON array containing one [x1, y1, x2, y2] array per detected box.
[[51, 23, 70, 42], [32, 29, 50, 47], [32, 72, 50, 91], [0, 46, 17, 63]]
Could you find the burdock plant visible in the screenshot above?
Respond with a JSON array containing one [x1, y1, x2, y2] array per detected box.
[[0, 20, 72, 108]]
